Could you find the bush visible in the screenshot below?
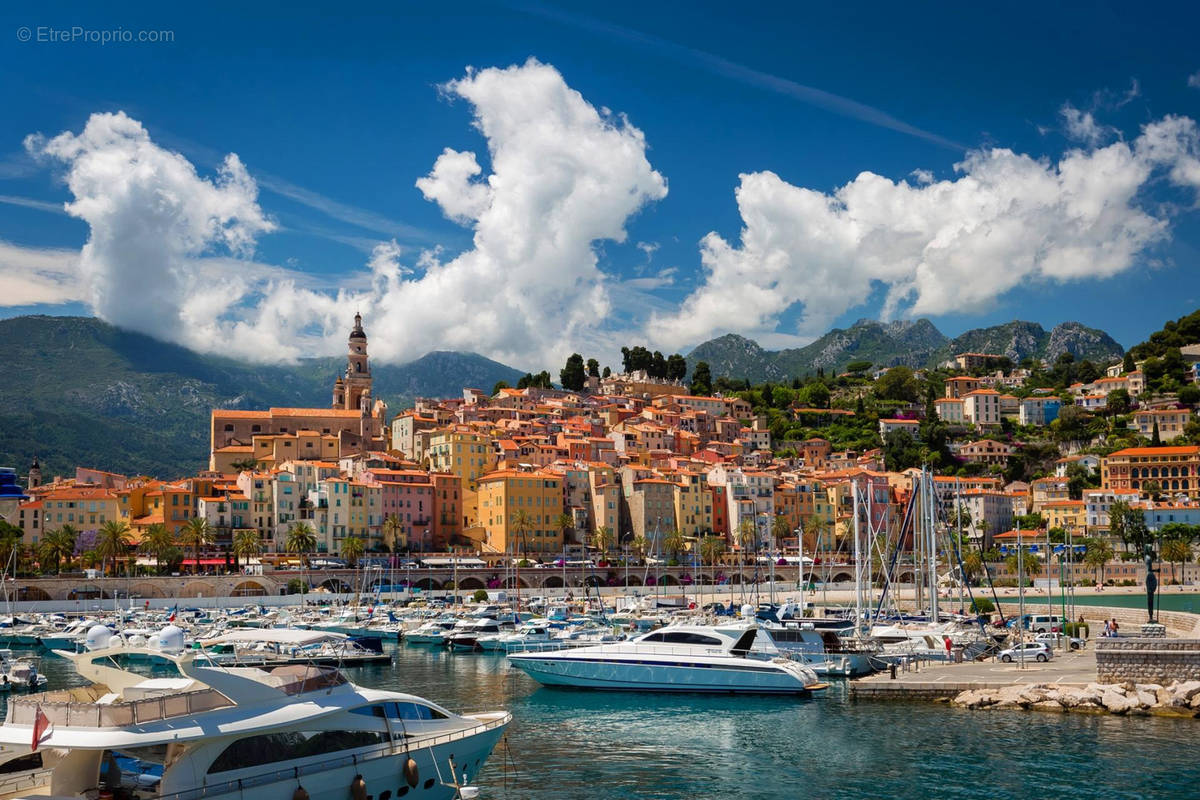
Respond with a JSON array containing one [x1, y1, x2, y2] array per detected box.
[[286, 578, 307, 595], [969, 597, 995, 614], [1064, 622, 1085, 637], [472, 589, 488, 603]]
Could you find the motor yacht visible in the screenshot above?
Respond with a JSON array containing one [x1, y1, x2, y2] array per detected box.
[[478, 622, 559, 653], [444, 618, 513, 651], [0, 625, 509, 800], [508, 622, 825, 694]]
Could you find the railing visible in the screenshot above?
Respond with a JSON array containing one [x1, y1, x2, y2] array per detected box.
[[154, 713, 510, 800], [8, 688, 233, 728]]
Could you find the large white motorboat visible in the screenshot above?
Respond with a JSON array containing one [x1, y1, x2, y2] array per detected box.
[[0, 626, 509, 800], [508, 622, 826, 694]]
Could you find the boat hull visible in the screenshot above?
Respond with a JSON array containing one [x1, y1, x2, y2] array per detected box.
[[508, 655, 814, 694]]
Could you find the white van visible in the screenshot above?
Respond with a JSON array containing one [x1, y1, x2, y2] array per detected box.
[[1028, 614, 1062, 633]]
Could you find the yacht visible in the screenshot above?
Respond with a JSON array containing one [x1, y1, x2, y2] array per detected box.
[[478, 622, 559, 653], [0, 626, 509, 800], [508, 622, 826, 694]]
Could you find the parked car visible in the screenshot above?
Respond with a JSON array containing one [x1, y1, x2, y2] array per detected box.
[[998, 642, 1053, 663], [1035, 632, 1085, 650]]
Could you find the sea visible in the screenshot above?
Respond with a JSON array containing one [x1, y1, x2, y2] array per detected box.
[[21, 641, 1200, 799]]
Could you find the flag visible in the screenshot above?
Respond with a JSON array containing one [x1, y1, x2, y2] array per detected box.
[[167, 605, 177, 623], [31, 706, 51, 752]]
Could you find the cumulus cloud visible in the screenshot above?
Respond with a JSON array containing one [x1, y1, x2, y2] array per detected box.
[[651, 115, 1200, 350], [1189, 71, 1200, 89], [26, 61, 666, 368]]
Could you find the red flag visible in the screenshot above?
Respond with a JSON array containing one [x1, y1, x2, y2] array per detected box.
[[31, 706, 51, 752]]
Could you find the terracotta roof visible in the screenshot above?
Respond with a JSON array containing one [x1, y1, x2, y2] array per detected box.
[[1107, 446, 1200, 457]]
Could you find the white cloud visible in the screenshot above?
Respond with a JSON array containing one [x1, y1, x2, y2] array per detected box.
[[0, 240, 81, 306], [1059, 103, 1112, 146], [1189, 71, 1200, 89], [26, 60, 667, 368], [651, 115, 1200, 350]]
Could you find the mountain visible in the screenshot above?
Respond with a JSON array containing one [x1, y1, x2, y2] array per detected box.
[[0, 316, 523, 480], [687, 318, 1124, 380]]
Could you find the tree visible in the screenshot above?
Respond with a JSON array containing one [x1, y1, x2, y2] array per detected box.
[[181, 518, 215, 574], [555, 513, 576, 546], [602, 366, 611, 378], [801, 382, 830, 409], [700, 535, 726, 571], [845, 360, 873, 375], [1083, 538, 1114, 584], [874, 366, 919, 403], [663, 529, 686, 564], [1123, 352, 1136, 373], [382, 514, 403, 553], [560, 353, 587, 392], [229, 458, 261, 473], [962, 550, 983, 582], [666, 353, 688, 381], [95, 520, 133, 577], [285, 521, 318, 567], [591, 525, 613, 559], [586, 358, 600, 378], [491, 380, 510, 396], [630, 534, 649, 562], [1179, 384, 1200, 407], [232, 529, 262, 569], [690, 361, 713, 396], [1109, 501, 1153, 552], [510, 509, 534, 562], [1005, 550, 1042, 583], [770, 515, 791, 552], [737, 519, 758, 553], [38, 526, 77, 574], [883, 429, 922, 472], [139, 523, 176, 575], [1106, 388, 1131, 415], [1162, 538, 1192, 584], [340, 535, 365, 568]]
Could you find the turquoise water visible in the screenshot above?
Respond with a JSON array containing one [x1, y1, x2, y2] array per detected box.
[[1070, 592, 1200, 614], [23, 644, 1200, 799]]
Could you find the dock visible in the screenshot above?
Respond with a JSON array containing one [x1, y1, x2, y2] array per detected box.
[[850, 650, 1098, 700]]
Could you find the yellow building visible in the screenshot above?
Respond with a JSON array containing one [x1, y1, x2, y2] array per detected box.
[[673, 472, 712, 538], [475, 470, 563, 555], [21, 486, 121, 546], [427, 428, 496, 491], [1042, 499, 1085, 533]]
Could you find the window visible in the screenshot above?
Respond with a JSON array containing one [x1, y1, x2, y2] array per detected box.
[[207, 729, 389, 773]]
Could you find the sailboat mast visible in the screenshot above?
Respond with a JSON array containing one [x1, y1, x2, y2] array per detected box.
[[852, 478, 863, 632]]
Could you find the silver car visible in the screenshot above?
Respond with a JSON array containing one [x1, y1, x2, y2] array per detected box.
[[999, 641, 1053, 663]]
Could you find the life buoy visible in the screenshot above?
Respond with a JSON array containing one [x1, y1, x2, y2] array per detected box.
[[403, 758, 419, 788], [350, 774, 367, 800], [293, 786, 309, 800]]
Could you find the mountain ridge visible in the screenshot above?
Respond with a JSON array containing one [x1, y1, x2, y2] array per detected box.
[[686, 318, 1124, 381]]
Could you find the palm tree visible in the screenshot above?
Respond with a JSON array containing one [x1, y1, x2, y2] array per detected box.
[[630, 534, 649, 562], [803, 514, 829, 560], [962, 550, 984, 584], [232, 529, 263, 570], [700, 535, 726, 573], [737, 519, 758, 580], [510, 510, 534, 564], [382, 514, 403, 553], [1005, 550, 1041, 585], [139, 523, 176, 575], [286, 522, 318, 568], [38, 526, 77, 574], [341, 535, 365, 568], [1083, 538, 1114, 585], [770, 515, 791, 555], [591, 525, 613, 561], [555, 513, 576, 547], [1162, 538, 1192, 585], [663, 529, 686, 565], [0, 527, 21, 572], [95, 520, 133, 577], [180, 518, 215, 575]]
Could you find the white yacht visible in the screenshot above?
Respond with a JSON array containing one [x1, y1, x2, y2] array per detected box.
[[0, 626, 509, 800], [508, 622, 825, 694]]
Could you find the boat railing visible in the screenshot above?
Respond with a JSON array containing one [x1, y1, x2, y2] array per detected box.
[[7, 688, 233, 728], [518, 642, 764, 659], [154, 712, 511, 800]]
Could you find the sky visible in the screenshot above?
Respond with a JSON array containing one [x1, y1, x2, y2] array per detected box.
[[2, 1, 1200, 372]]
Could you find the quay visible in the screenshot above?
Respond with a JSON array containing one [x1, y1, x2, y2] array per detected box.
[[851, 650, 1098, 700]]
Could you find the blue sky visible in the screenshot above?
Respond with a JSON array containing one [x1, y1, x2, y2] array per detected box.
[[2, 1, 1200, 370]]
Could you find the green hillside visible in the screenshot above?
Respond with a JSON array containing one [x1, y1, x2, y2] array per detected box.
[[0, 316, 523, 480]]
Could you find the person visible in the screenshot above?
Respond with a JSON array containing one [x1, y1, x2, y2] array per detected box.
[[1103, 619, 1112, 637], [1112, 619, 1119, 636]]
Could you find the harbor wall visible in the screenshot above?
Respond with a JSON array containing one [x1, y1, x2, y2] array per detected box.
[[992, 602, 1200, 638], [1096, 639, 1200, 684]]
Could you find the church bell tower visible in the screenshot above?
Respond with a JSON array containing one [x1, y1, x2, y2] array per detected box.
[[335, 312, 372, 411]]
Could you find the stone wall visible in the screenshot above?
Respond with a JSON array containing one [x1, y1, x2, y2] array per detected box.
[[1096, 638, 1200, 684], [993, 602, 1200, 638]]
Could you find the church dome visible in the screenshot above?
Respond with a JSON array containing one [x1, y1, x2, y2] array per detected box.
[[349, 312, 367, 341]]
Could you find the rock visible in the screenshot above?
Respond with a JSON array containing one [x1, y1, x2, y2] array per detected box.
[[1031, 700, 1064, 712], [1188, 694, 1200, 710], [1156, 688, 1175, 706], [1173, 680, 1200, 701], [1071, 701, 1107, 714], [1136, 690, 1158, 708], [1149, 706, 1197, 719], [953, 690, 994, 709], [1102, 690, 1140, 714], [991, 698, 1024, 710]]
